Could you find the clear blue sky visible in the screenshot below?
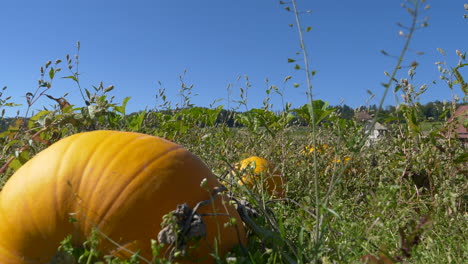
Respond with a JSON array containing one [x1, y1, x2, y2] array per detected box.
[[1, 0, 467, 116]]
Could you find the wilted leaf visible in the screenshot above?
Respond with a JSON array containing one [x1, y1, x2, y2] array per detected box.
[[104, 85, 115, 93], [436, 48, 446, 56]]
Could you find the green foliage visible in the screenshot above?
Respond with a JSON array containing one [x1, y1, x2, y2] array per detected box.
[[57, 229, 101, 264], [235, 108, 295, 137], [292, 100, 335, 126]]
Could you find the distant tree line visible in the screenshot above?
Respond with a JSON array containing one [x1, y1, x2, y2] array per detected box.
[[335, 100, 462, 123]]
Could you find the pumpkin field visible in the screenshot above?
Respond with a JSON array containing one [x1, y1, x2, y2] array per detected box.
[[0, 1, 467, 263]]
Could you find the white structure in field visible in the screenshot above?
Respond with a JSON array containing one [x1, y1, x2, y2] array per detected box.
[[363, 121, 388, 145]]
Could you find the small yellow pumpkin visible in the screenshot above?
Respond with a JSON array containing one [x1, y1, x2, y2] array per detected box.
[[233, 156, 285, 198], [0, 130, 246, 263]]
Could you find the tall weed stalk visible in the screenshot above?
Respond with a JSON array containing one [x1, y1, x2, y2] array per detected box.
[[287, 0, 429, 261], [289, 1, 321, 250]]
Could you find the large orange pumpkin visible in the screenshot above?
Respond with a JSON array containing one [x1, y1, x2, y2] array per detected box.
[[0, 130, 246, 263], [234, 156, 285, 198]]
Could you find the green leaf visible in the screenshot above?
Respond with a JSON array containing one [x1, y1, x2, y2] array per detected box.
[[114, 97, 131, 115], [453, 153, 468, 164], [85, 88, 91, 100], [4, 103, 21, 107], [128, 110, 147, 131], [49, 68, 55, 79], [306, 26, 312, 32], [30, 110, 51, 121], [294, 64, 301, 70], [8, 158, 22, 171], [62, 75, 78, 83], [3, 140, 21, 152], [324, 206, 341, 219], [29, 110, 51, 128], [9, 150, 30, 171], [287, 58, 296, 63], [452, 64, 468, 95]]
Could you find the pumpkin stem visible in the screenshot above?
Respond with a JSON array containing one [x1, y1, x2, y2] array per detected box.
[[157, 185, 228, 261]]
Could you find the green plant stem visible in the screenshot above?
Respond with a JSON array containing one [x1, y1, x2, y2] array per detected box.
[[74, 42, 88, 104], [291, 0, 321, 251]]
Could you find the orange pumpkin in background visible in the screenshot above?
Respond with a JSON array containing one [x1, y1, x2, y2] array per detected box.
[[233, 156, 285, 198], [0, 130, 246, 263]]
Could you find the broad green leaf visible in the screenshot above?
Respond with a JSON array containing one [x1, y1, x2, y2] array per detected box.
[[9, 150, 30, 171], [30, 110, 51, 121], [114, 97, 131, 115], [128, 110, 147, 131]]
